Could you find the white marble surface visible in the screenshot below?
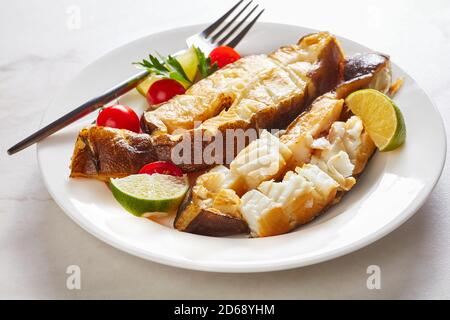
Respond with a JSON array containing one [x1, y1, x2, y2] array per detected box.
[[1, 0, 449, 299]]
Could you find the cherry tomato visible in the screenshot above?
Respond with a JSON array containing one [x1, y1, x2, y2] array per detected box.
[[139, 161, 183, 177], [209, 46, 241, 69], [96, 105, 140, 133], [146, 79, 186, 105]]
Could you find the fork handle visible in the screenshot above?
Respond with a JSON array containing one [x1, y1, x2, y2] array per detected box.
[[7, 69, 150, 155]]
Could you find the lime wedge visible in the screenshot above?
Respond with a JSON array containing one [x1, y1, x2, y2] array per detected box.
[[175, 46, 199, 82], [110, 174, 189, 216], [345, 89, 406, 152], [136, 74, 160, 97]]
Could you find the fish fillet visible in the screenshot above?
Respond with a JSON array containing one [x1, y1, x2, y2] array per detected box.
[[142, 32, 344, 136], [176, 53, 390, 236], [152, 32, 345, 172], [70, 126, 157, 181], [70, 32, 345, 180], [241, 116, 375, 237]]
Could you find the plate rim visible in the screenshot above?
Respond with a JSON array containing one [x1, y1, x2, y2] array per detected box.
[[37, 22, 447, 273]]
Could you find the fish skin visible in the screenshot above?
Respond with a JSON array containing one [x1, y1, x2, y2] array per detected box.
[[70, 126, 157, 181]]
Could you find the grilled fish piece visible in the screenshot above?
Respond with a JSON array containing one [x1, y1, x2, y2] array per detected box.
[[70, 126, 157, 181], [174, 95, 344, 236], [153, 32, 345, 172], [142, 32, 344, 137], [240, 116, 375, 237], [175, 173, 249, 237], [176, 53, 390, 236], [343, 53, 391, 94], [70, 32, 345, 180], [141, 54, 275, 135]]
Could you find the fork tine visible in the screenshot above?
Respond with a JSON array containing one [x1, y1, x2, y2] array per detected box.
[[223, 8, 264, 48], [216, 4, 259, 46], [210, 1, 253, 43], [201, 0, 244, 38]]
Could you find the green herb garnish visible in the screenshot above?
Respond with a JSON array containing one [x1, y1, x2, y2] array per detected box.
[[134, 53, 192, 87], [194, 46, 218, 78], [134, 47, 219, 89]]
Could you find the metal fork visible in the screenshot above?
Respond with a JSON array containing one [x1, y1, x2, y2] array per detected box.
[[186, 0, 264, 52], [7, 0, 264, 155]]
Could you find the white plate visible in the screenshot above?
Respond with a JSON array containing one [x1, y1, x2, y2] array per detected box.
[[37, 23, 446, 273]]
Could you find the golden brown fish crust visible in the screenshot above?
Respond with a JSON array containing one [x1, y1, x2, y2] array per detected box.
[[70, 126, 158, 181]]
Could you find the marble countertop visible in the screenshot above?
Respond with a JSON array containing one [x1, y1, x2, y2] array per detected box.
[[1, 0, 449, 299]]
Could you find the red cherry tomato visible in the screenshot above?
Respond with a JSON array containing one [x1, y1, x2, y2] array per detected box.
[[146, 79, 186, 105], [209, 46, 241, 69], [139, 161, 183, 177], [96, 105, 140, 133]]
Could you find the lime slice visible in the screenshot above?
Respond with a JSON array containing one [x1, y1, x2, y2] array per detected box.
[[345, 89, 406, 152], [175, 46, 199, 82], [110, 174, 189, 216], [136, 74, 160, 97]]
